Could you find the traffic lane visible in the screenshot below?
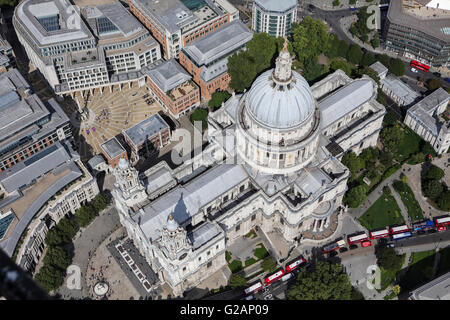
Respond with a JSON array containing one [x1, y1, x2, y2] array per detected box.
[[392, 229, 450, 252]]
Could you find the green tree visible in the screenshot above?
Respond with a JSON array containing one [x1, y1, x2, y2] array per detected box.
[[190, 108, 209, 131], [389, 58, 405, 76], [383, 110, 398, 127], [360, 147, 379, 163], [359, 66, 380, 84], [349, 0, 356, 4], [347, 44, 363, 65], [376, 247, 403, 271], [344, 185, 367, 208], [422, 179, 443, 199], [392, 284, 401, 295], [44, 228, 64, 246], [379, 151, 394, 167], [228, 274, 248, 289], [56, 216, 79, 241], [302, 56, 327, 83], [246, 33, 278, 73], [228, 51, 258, 92], [381, 125, 403, 150], [44, 246, 70, 270], [325, 33, 341, 59], [376, 54, 390, 69], [337, 40, 349, 58], [332, 0, 340, 6], [329, 57, 354, 76], [292, 17, 329, 64], [75, 205, 97, 228], [426, 79, 442, 91], [287, 261, 353, 300], [437, 190, 450, 211], [342, 152, 365, 175], [371, 34, 380, 48], [261, 258, 277, 273], [0, 0, 17, 6], [423, 165, 445, 181], [91, 193, 110, 212], [208, 91, 231, 111], [360, 52, 376, 66], [34, 264, 63, 292]]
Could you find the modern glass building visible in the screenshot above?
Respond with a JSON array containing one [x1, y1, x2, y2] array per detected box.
[[252, 0, 298, 37], [383, 0, 450, 67]]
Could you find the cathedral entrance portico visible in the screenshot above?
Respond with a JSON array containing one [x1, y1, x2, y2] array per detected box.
[[302, 211, 340, 241]]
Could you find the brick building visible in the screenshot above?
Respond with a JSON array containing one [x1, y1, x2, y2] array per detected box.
[[123, 113, 171, 162], [100, 137, 128, 168], [128, 0, 238, 59], [146, 59, 200, 118]]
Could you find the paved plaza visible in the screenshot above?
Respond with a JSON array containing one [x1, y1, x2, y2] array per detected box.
[[70, 85, 163, 161]]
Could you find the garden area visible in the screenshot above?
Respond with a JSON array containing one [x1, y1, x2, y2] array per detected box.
[[399, 250, 437, 292], [358, 188, 404, 230], [343, 110, 436, 210], [421, 164, 450, 211], [392, 177, 423, 222], [375, 246, 405, 292]]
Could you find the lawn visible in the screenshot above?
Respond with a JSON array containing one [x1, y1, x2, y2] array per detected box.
[[228, 259, 243, 273], [358, 193, 405, 230], [396, 128, 421, 161], [254, 243, 269, 260], [393, 181, 423, 221], [399, 250, 436, 291]]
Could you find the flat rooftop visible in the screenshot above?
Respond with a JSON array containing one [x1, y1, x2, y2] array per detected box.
[[0, 142, 83, 256], [123, 113, 169, 148], [146, 58, 192, 93], [15, 0, 93, 46], [100, 136, 126, 160], [387, 0, 450, 42], [181, 20, 253, 66], [410, 271, 450, 300], [254, 0, 298, 13], [369, 61, 388, 77], [381, 74, 421, 105]]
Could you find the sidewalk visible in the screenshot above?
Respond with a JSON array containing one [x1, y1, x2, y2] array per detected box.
[[306, 0, 380, 11]]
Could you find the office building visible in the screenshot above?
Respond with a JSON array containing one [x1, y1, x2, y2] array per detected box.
[[252, 0, 298, 37]]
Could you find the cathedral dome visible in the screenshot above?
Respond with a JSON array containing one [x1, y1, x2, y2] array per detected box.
[[245, 41, 315, 130]]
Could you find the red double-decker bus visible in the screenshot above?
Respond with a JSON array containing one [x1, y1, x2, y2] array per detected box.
[[264, 269, 285, 285], [322, 242, 339, 254], [410, 60, 430, 72], [435, 216, 450, 228], [285, 257, 306, 273], [390, 225, 410, 234], [347, 232, 369, 245], [370, 228, 389, 240]]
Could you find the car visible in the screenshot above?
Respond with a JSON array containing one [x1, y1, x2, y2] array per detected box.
[[444, 77, 450, 83], [329, 251, 338, 257], [433, 72, 442, 77], [349, 244, 358, 250], [417, 230, 426, 235], [378, 238, 387, 244], [245, 295, 254, 300], [386, 243, 395, 248], [438, 226, 446, 231], [428, 229, 437, 234], [339, 247, 348, 253], [411, 68, 418, 73], [361, 241, 372, 247]]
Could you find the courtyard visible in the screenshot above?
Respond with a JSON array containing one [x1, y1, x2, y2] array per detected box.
[[69, 85, 163, 161]]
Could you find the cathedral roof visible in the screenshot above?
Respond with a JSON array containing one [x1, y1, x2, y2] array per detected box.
[[245, 44, 316, 129]]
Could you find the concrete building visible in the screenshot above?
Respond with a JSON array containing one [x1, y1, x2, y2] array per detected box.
[[128, 0, 239, 60], [179, 20, 253, 101], [146, 59, 200, 118], [0, 35, 14, 73], [0, 141, 99, 270], [111, 43, 386, 296], [380, 74, 422, 107], [123, 113, 171, 162], [13, 0, 162, 97], [409, 271, 450, 300], [383, 0, 450, 67], [404, 87, 450, 155], [252, 0, 298, 37], [369, 61, 388, 80], [100, 136, 128, 169], [0, 69, 72, 172]]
